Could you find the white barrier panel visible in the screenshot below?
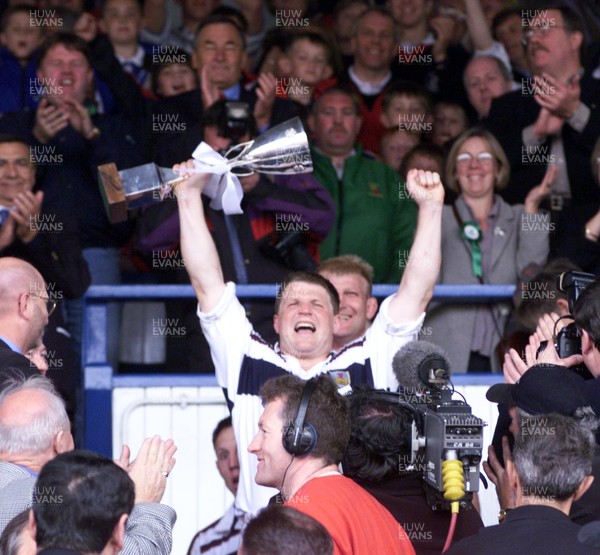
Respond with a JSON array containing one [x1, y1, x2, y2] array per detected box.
[[113, 384, 501, 554], [455, 384, 501, 528]]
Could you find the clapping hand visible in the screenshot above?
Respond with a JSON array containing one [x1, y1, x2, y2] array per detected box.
[[117, 435, 177, 504]]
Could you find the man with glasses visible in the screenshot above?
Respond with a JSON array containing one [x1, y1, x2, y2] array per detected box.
[[0, 135, 91, 306], [485, 4, 600, 263], [0, 257, 52, 382], [0, 135, 90, 407]]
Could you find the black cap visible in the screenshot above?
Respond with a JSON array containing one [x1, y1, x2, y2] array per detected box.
[[486, 364, 590, 416]]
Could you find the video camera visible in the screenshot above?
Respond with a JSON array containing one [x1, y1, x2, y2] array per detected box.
[[202, 100, 257, 150], [393, 343, 486, 511], [555, 271, 595, 369]]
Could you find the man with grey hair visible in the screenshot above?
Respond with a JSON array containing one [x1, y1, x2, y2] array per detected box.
[[0, 375, 177, 555], [446, 412, 597, 554], [486, 364, 600, 525]]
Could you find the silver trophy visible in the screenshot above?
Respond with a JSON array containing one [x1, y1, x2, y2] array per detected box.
[[98, 117, 312, 223]]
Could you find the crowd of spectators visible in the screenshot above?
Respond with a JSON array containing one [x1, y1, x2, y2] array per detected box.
[[4, 0, 600, 553], [0, 0, 599, 374]]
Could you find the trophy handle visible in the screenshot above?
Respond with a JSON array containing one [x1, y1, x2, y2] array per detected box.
[[98, 163, 127, 223], [221, 120, 312, 175], [221, 141, 255, 177]]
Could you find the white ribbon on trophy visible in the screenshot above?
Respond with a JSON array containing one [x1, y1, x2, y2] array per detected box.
[[168, 141, 244, 215]]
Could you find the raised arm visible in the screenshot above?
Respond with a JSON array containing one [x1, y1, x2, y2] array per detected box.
[[175, 162, 226, 312], [464, 0, 493, 52], [389, 169, 444, 323]]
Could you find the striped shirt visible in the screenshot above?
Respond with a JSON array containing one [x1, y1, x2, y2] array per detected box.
[[187, 504, 245, 555]]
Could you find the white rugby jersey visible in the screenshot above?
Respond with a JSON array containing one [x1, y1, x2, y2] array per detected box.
[[198, 282, 423, 515]]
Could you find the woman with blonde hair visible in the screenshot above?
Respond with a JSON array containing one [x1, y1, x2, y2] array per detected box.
[[425, 127, 553, 372]]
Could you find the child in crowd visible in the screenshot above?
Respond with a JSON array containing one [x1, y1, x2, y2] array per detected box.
[[257, 29, 287, 78], [379, 83, 433, 140], [0, 5, 44, 113], [431, 100, 469, 147], [399, 142, 452, 201], [151, 47, 197, 98], [379, 128, 421, 173], [277, 30, 336, 106], [400, 143, 445, 178], [99, 0, 153, 95]]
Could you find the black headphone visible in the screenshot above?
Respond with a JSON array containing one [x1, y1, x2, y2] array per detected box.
[[282, 379, 318, 456]]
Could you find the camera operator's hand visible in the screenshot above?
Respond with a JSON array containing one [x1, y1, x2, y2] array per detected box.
[[526, 331, 556, 365], [535, 312, 568, 342], [533, 312, 583, 367], [483, 437, 516, 511], [527, 328, 584, 368]]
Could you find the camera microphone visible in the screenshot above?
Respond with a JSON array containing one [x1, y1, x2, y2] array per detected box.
[[390, 341, 484, 509], [392, 340, 452, 392]]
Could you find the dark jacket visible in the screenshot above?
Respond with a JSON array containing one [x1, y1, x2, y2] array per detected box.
[[0, 339, 38, 385], [484, 73, 600, 207], [356, 474, 483, 555], [0, 47, 38, 114], [445, 505, 596, 555], [0, 110, 147, 249], [1, 210, 90, 299]]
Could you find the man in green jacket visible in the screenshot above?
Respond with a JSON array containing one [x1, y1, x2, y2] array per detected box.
[[308, 87, 417, 283]]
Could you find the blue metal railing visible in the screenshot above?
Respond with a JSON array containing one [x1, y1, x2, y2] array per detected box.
[[82, 284, 514, 454]]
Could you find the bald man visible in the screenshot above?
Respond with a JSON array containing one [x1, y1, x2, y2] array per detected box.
[[0, 257, 52, 382], [0, 375, 178, 554]]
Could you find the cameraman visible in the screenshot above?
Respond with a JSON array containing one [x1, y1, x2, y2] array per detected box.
[[486, 365, 600, 525], [490, 276, 600, 524], [342, 389, 483, 555]]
